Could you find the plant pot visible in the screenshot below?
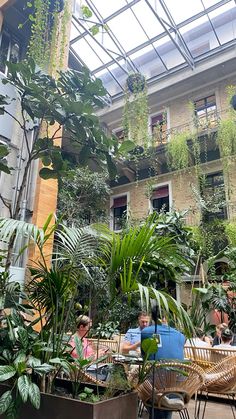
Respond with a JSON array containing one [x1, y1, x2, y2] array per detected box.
[[230, 95, 236, 110], [126, 73, 146, 93], [0, 386, 138, 419]]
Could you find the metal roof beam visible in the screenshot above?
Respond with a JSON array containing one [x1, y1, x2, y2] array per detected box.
[[71, 0, 231, 52], [85, 0, 138, 73], [145, 0, 195, 69], [71, 21, 125, 95], [125, 0, 168, 71], [160, 0, 195, 62]]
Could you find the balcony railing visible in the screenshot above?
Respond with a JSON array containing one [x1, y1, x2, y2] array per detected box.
[[152, 108, 227, 147]]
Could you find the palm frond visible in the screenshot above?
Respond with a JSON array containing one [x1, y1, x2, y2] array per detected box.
[[0, 217, 44, 244]]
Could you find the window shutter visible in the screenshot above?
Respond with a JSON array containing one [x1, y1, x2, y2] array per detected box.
[[112, 196, 127, 208], [152, 186, 169, 199]]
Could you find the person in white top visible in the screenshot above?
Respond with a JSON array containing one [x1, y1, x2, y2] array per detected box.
[[214, 328, 236, 349], [185, 328, 211, 347]]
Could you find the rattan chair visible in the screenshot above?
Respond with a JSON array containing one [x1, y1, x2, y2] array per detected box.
[[196, 355, 236, 419], [137, 362, 204, 419], [184, 345, 236, 370]]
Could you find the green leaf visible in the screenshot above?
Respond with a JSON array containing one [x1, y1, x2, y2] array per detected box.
[[28, 383, 40, 409], [17, 327, 28, 350], [27, 356, 41, 368], [84, 387, 93, 394], [0, 366, 16, 382], [33, 363, 54, 375], [79, 392, 87, 400], [141, 337, 158, 355], [78, 145, 91, 165], [0, 391, 12, 414], [14, 352, 27, 366], [39, 167, 58, 179], [90, 25, 99, 36], [81, 5, 92, 18], [18, 375, 30, 402], [118, 140, 136, 155]]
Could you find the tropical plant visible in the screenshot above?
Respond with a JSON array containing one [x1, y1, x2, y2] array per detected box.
[[91, 321, 120, 340], [96, 213, 194, 334], [57, 166, 110, 227], [0, 216, 109, 416], [0, 59, 129, 265]]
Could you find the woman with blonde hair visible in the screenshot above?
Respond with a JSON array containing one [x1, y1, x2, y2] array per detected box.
[[69, 315, 94, 359]]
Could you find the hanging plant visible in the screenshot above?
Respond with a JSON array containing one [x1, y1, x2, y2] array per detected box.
[[126, 72, 145, 93], [123, 74, 149, 148], [167, 131, 190, 171], [217, 118, 236, 158], [26, 0, 69, 71]]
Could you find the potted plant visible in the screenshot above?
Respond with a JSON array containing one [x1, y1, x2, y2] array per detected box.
[[0, 216, 138, 419], [126, 73, 146, 93]]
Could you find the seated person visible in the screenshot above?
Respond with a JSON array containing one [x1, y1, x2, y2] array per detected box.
[[69, 315, 94, 359], [212, 322, 228, 346], [214, 327, 236, 350], [185, 328, 211, 347], [141, 305, 185, 419], [122, 311, 150, 354]]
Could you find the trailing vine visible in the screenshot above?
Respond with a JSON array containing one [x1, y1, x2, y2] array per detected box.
[[123, 74, 150, 149], [166, 130, 190, 171], [216, 85, 236, 197], [26, 0, 69, 72]]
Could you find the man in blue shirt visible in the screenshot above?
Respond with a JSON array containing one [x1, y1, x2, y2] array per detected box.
[[122, 311, 150, 354], [141, 305, 185, 419]]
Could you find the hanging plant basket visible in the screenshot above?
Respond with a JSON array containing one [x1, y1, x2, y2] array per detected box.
[[126, 73, 146, 93], [49, 0, 65, 13], [230, 95, 236, 111]]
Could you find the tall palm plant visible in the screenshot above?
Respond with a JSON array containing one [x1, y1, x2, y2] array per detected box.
[[95, 214, 193, 333], [0, 213, 194, 335]]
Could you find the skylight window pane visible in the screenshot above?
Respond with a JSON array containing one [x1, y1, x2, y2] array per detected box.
[[131, 2, 164, 39], [83, 35, 112, 64], [153, 37, 185, 69], [108, 10, 149, 52], [180, 16, 219, 55], [202, 0, 224, 7], [163, 0, 204, 24], [100, 33, 125, 59], [209, 2, 236, 45], [88, 0, 126, 18], [129, 45, 166, 77], [72, 38, 105, 71], [147, 0, 168, 21], [95, 68, 123, 96]]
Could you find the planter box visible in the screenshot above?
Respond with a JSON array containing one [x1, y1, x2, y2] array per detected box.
[[0, 389, 138, 419]]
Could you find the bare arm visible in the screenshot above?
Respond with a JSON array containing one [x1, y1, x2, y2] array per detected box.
[[121, 340, 140, 354]]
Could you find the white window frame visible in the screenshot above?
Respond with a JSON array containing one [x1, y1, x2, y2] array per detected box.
[[110, 191, 130, 232], [149, 181, 172, 214]]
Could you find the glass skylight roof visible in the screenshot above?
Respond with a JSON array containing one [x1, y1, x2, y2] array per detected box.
[[70, 0, 236, 98]]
